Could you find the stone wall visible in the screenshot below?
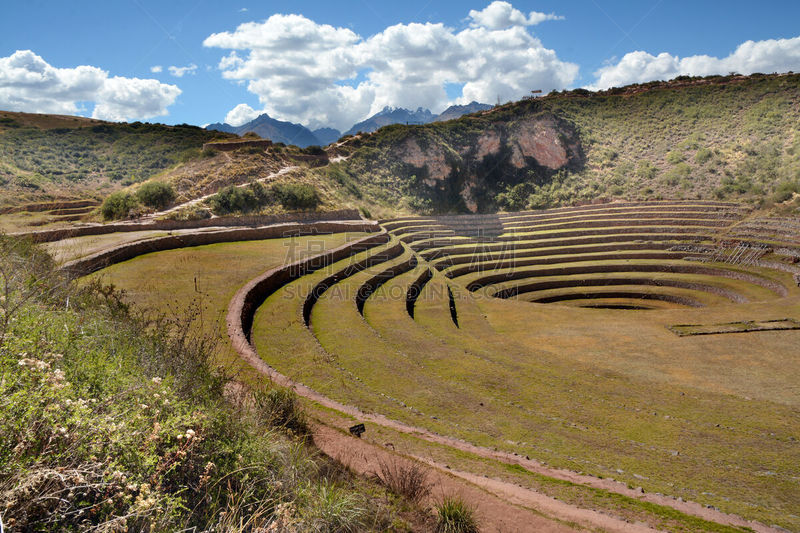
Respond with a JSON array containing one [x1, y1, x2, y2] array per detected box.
[[62, 220, 380, 277], [465, 262, 787, 296], [19, 209, 363, 243], [0, 200, 99, 215], [202, 139, 273, 152], [228, 231, 390, 341]]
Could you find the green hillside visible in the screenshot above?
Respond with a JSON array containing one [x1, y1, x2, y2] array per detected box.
[[328, 73, 800, 215], [1, 73, 799, 219], [0, 112, 234, 208]]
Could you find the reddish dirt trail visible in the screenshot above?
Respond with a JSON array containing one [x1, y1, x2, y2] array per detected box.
[[313, 424, 581, 532], [226, 241, 783, 533]]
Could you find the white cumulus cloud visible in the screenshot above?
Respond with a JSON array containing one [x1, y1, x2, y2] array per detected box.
[[94, 76, 182, 121], [592, 36, 800, 89], [468, 1, 564, 30], [0, 50, 181, 121], [168, 63, 198, 77], [150, 65, 163, 73], [224, 102, 261, 126], [204, 3, 575, 131]]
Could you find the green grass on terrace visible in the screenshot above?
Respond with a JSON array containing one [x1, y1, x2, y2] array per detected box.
[[87, 233, 366, 379]]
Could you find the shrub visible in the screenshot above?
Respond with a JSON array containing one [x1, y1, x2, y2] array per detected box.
[[0, 239, 396, 531], [695, 147, 713, 164], [271, 183, 320, 210], [636, 160, 658, 181], [304, 145, 326, 156], [101, 191, 138, 220], [773, 180, 800, 203], [136, 181, 175, 209], [666, 151, 685, 165], [496, 183, 532, 211], [254, 387, 308, 435], [373, 458, 431, 504], [435, 496, 479, 533], [163, 203, 211, 221], [208, 182, 269, 214], [663, 163, 692, 186], [201, 147, 218, 158], [239, 145, 265, 154]]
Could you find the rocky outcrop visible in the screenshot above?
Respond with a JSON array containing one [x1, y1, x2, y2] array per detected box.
[[474, 131, 501, 159], [510, 115, 575, 170], [398, 138, 450, 185], [390, 112, 584, 213]]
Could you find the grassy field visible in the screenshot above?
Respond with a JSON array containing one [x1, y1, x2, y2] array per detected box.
[[43, 229, 172, 262], [255, 265, 800, 528], [87, 233, 367, 376]]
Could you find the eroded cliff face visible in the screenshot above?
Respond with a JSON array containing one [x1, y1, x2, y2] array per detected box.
[[392, 112, 583, 212], [398, 138, 450, 186]]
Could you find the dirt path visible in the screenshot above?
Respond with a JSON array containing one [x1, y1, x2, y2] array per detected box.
[[313, 423, 581, 532], [143, 165, 300, 221], [225, 239, 784, 533], [314, 421, 663, 533]]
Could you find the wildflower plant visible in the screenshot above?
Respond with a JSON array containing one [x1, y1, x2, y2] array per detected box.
[[0, 234, 395, 531]]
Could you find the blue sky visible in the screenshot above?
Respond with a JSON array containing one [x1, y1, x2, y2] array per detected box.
[[2, 1, 800, 130]]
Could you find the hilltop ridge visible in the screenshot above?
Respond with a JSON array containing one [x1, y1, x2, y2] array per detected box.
[[326, 72, 800, 216], [1, 72, 798, 225]]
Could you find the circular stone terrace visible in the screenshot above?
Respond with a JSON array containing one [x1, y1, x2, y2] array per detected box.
[[80, 200, 800, 531]]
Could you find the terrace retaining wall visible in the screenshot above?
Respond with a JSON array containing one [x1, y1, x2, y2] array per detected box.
[[228, 230, 390, 343], [302, 241, 404, 325], [62, 220, 380, 277], [0, 200, 99, 215], [531, 291, 704, 307], [17, 209, 363, 243], [466, 262, 787, 296], [445, 251, 706, 278], [418, 234, 710, 258], [433, 241, 685, 269], [406, 267, 433, 318], [355, 255, 418, 314], [202, 139, 273, 152], [493, 277, 747, 303]]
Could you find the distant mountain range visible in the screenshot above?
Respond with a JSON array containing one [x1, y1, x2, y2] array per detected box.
[[435, 101, 493, 122], [343, 106, 435, 136], [311, 127, 341, 146], [205, 114, 320, 148], [206, 102, 492, 148]]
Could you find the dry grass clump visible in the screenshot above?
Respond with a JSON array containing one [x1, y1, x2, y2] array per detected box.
[[373, 457, 432, 504], [435, 496, 479, 533]]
